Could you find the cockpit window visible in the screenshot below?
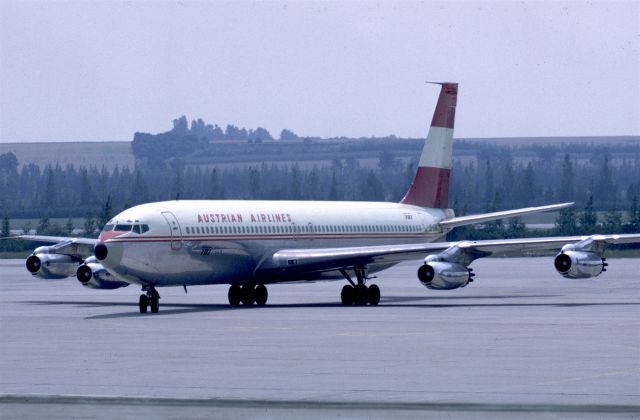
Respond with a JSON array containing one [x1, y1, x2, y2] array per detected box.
[[114, 224, 133, 232], [102, 224, 114, 232], [129, 223, 150, 234]]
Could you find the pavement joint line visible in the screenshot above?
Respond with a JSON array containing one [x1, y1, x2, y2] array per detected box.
[[0, 394, 639, 413]]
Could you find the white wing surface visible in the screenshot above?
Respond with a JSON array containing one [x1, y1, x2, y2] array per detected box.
[[256, 234, 640, 280]]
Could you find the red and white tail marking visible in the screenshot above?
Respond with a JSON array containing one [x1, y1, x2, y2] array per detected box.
[[400, 82, 458, 209]]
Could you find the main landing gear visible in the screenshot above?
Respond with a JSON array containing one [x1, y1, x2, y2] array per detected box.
[[228, 284, 268, 306], [139, 287, 160, 313], [340, 266, 380, 306]]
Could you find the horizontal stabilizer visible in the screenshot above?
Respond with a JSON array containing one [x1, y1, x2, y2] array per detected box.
[[439, 202, 574, 229]]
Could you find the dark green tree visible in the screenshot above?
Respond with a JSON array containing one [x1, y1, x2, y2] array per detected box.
[[361, 171, 384, 201], [83, 213, 96, 237], [22, 222, 32, 235], [38, 216, 50, 234], [603, 207, 622, 233], [627, 196, 640, 233], [66, 218, 74, 235], [578, 195, 598, 233], [1, 217, 10, 237], [328, 170, 338, 201], [97, 195, 113, 229], [289, 165, 301, 200], [279, 129, 299, 141], [555, 207, 577, 235], [507, 216, 526, 237], [560, 153, 574, 201], [248, 167, 261, 199]]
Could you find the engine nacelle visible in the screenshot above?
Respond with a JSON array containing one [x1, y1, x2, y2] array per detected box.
[[76, 258, 129, 290], [26, 251, 79, 279], [417, 261, 472, 290], [554, 250, 606, 279]]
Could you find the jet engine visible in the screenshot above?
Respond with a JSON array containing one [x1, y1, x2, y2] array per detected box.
[[554, 249, 606, 279], [417, 261, 472, 290], [26, 246, 80, 279], [76, 257, 129, 290]]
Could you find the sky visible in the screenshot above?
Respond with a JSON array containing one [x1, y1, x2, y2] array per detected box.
[[0, 0, 638, 142]]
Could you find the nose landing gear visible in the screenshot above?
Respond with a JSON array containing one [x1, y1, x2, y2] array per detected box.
[[139, 287, 160, 313]]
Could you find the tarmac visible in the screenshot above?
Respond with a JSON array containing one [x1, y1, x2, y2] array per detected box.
[[1, 257, 639, 418]]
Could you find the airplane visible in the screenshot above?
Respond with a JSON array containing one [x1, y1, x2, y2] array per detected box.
[[14, 83, 640, 313]]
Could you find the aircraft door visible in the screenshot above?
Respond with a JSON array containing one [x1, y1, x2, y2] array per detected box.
[[161, 211, 182, 250]]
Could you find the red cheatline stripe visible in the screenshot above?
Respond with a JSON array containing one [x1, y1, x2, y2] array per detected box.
[[106, 233, 438, 244]]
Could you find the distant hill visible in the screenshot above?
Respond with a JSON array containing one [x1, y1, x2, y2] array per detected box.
[[0, 136, 637, 170]]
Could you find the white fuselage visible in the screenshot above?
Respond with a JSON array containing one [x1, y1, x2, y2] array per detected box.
[[98, 200, 454, 287]]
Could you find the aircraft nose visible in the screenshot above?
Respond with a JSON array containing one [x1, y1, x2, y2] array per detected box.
[[93, 241, 123, 269]]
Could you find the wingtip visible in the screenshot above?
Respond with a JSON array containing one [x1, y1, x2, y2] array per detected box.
[[425, 81, 458, 87]]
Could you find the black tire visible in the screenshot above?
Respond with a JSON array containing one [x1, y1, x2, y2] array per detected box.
[[353, 284, 368, 306], [341, 285, 354, 305], [368, 284, 380, 306], [241, 285, 255, 305], [228, 284, 242, 306], [150, 295, 159, 313], [139, 294, 148, 313], [255, 284, 268, 306]]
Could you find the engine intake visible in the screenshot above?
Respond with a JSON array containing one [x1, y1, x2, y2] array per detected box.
[[417, 261, 472, 290], [26, 253, 79, 279], [554, 250, 606, 279], [76, 259, 128, 290]]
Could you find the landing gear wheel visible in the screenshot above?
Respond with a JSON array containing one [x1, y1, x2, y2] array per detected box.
[[341, 285, 354, 305], [255, 284, 268, 306], [228, 284, 242, 306], [368, 284, 380, 306], [139, 294, 148, 313], [353, 284, 369, 306], [241, 285, 255, 305], [150, 291, 160, 313]]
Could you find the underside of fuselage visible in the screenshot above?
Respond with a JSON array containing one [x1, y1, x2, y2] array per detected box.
[[104, 233, 444, 288]]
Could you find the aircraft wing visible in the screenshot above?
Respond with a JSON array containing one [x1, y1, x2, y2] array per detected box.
[[439, 202, 574, 229], [9, 235, 98, 259], [255, 233, 640, 280], [256, 242, 454, 277]]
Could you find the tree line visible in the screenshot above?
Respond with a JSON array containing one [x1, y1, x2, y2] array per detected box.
[[1, 139, 639, 250]]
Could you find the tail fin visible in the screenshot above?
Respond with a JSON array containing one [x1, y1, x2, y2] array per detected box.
[[400, 82, 458, 209]]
